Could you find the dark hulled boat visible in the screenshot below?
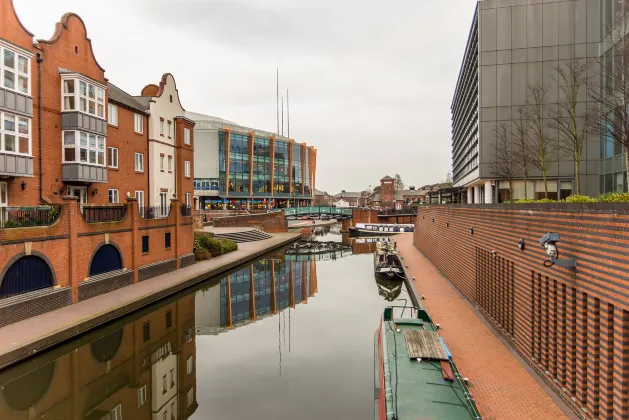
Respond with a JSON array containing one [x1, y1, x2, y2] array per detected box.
[[373, 241, 404, 280]]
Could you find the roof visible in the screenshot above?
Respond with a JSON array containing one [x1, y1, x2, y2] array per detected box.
[[313, 189, 328, 196], [334, 191, 362, 198], [185, 111, 235, 125], [381, 175, 394, 181], [108, 82, 147, 114], [132, 96, 151, 112], [394, 189, 428, 200]]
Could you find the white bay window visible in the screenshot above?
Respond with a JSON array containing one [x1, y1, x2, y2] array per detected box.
[[62, 130, 106, 166], [0, 111, 31, 155], [1, 44, 30, 95], [61, 76, 105, 119]]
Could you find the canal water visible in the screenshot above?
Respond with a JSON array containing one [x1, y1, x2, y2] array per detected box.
[[0, 226, 410, 420]]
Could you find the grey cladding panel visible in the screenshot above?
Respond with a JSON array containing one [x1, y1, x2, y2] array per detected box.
[[62, 163, 107, 183], [527, 5, 543, 48], [512, 6, 527, 49], [62, 112, 107, 136], [496, 7, 511, 51], [558, 1, 575, 45], [481, 8, 497, 52], [481, 65, 497, 107], [0, 154, 33, 177], [0, 87, 33, 116], [542, 2, 559, 47], [496, 64, 512, 107]]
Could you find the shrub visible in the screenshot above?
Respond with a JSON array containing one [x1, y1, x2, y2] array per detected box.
[[564, 194, 597, 203], [194, 233, 238, 259], [598, 192, 629, 202]]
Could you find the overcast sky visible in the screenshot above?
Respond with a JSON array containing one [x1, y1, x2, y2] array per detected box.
[[15, 0, 477, 193]]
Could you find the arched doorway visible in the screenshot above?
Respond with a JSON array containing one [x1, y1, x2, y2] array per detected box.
[[3, 361, 55, 411], [89, 245, 122, 277], [0, 256, 54, 299]]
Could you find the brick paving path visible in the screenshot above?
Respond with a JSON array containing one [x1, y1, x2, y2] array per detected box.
[[396, 234, 571, 420]]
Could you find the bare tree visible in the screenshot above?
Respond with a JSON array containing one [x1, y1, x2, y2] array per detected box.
[[489, 123, 520, 201], [589, 13, 629, 189], [548, 59, 590, 195], [512, 106, 533, 199], [525, 83, 558, 199]]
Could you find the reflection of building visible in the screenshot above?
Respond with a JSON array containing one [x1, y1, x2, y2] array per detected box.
[[188, 111, 317, 210], [195, 259, 318, 334], [0, 294, 197, 420]]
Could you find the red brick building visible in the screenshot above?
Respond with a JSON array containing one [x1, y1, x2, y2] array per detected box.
[[0, 1, 194, 325]]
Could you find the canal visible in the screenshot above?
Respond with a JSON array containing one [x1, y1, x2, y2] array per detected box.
[[0, 227, 410, 420]]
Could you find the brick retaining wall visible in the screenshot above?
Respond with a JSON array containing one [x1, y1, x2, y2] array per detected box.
[[213, 211, 287, 233], [413, 204, 629, 419]]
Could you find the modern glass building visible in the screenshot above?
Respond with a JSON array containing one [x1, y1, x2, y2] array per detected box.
[[452, 0, 601, 202], [188, 111, 317, 210]]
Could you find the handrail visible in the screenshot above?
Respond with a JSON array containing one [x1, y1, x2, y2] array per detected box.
[[0, 205, 62, 228], [140, 205, 171, 220], [82, 205, 127, 223]]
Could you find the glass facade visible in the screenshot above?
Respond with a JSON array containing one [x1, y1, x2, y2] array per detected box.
[[253, 136, 271, 195], [228, 133, 250, 194], [218, 131, 226, 193], [304, 149, 311, 195], [273, 141, 290, 195], [292, 144, 303, 195]]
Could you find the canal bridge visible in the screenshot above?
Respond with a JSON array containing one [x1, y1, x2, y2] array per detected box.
[[281, 206, 418, 227], [283, 206, 353, 219]]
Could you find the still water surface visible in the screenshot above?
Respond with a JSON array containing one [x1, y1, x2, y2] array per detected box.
[[0, 228, 409, 420]]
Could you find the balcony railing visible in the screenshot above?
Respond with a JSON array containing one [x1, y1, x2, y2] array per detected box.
[[0, 206, 62, 228], [82, 205, 127, 223], [140, 206, 171, 220], [377, 207, 418, 216], [180, 206, 192, 217]]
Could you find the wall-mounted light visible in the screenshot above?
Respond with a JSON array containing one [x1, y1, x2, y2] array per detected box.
[[446, 222, 449, 227], [92, 188, 98, 196], [432, 218, 434, 223], [20, 181, 26, 191], [539, 233, 576, 268], [469, 227, 474, 235], [518, 238, 525, 250]]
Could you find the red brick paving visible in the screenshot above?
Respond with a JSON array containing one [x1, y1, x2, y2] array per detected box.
[[396, 234, 570, 420]]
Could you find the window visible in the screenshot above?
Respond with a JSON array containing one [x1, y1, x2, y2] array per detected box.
[[168, 155, 172, 172], [134, 113, 143, 134], [165, 310, 172, 328], [186, 388, 194, 407], [61, 77, 105, 118], [137, 385, 147, 407], [168, 121, 172, 138], [185, 161, 191, 177], [171, 402, 175, 420], [135, 153, 144, 172], [142, 235, 149, 253], [162, 375, 167, 394], [143, 321, 150, 341], [108, 189, 119, 204], [187, 355, 194, 375], [135, 190, 144, 211], [163, 411, 167, 420], [165, 232, 171, 250], [1, 112, 30, 155], [1, 46, 29, 94], [560, 180, 573, 199], [111, 404, 122, 420], [160, 118, 164, 136], [108, 147, 118, 168], [184, 128, 191, 145], [185, 192, 191, 208], [170, 369, 175, 388], [62, 131, 105, 166], [160, 154, 164, 171], [108, 103, 118, 126]]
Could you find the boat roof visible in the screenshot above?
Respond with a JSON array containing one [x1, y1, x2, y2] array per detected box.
[[382, 318, 481, 419]]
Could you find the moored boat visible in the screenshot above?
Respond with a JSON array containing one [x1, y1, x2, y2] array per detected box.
[[375, 305, 482, 419], [349, 223, 414, 237], [374, 241, 404, 280]]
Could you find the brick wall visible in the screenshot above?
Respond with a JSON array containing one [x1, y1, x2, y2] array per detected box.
[[414, 204, 629, 419], [212, 211, 287, 233]]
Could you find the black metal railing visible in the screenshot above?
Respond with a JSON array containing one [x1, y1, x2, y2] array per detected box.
[[0, 206, 62, 228], [140, 205, 171, 220], [377, 207, 418, 216], [82, 205, 127, 223], [180, 206, 192, 217]]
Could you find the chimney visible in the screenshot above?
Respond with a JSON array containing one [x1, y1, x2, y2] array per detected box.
[[410, 186, 415, 191]]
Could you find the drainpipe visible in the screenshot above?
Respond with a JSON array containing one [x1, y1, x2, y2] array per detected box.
[[36, 52, 43, 203], [146, 113, 150, 207]]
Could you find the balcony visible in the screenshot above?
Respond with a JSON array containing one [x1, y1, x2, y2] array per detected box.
[[0, 152, 33, 177], [62, 163, 107, 183], [0, 206, 62, 228], [82, 205, 127, 223], [140, 206, 171, 220]]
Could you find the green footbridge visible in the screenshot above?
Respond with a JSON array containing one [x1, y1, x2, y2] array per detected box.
[[283, 206, 353, 218]]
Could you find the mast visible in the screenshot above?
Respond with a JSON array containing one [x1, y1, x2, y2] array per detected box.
[[287, 89, 290, 138], [276, 67, 279, 135], [282, 97, 284, 136]]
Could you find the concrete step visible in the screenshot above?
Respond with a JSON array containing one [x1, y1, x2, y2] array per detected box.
[[213, 229, 272, 243]]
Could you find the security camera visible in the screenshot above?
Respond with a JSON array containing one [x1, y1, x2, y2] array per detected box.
[[539, 232, 560, 258]]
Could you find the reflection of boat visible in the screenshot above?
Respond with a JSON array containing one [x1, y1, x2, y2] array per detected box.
[[374, 305, 482, 419], [354, 237, 394, 244], [349, 223, 414, 237], [286, 240, 350, 255], [373, 242, 404, 280], [374, 275, 402, 301]]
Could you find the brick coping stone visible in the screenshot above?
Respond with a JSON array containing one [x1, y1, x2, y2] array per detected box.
[[0, 232, 301, 370], [395, 234, 577, 420]]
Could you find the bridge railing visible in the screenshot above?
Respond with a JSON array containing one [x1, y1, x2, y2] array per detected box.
[[283, 206, 353, 216]]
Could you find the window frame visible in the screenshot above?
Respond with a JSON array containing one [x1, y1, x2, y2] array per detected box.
[[142, 321, 150, 341], [184, 127, 191, 145], [135, 152, 144, 172], [160, 153, 164, 172], [185, 192, 191, 208], [160, 118, 164, 136], [134, 113, 143, 134], [108, 189, 119, 204], [108, 146, 118, 168], [1, 43, 31, 95], [60, 75, 106, 119], [142, 235, 149, 254], [165, 232, 171, 249], [168, 155, 172, 173], [185, 160, 191, 178], [167, 120, 172, 138], [62, 130, 106, 167], [137, 385, 147, 408], [187, 355, 194, 375], [1, 111, 31, 156], [135, 190, 144, 212], [108, 103, 118, 126]]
